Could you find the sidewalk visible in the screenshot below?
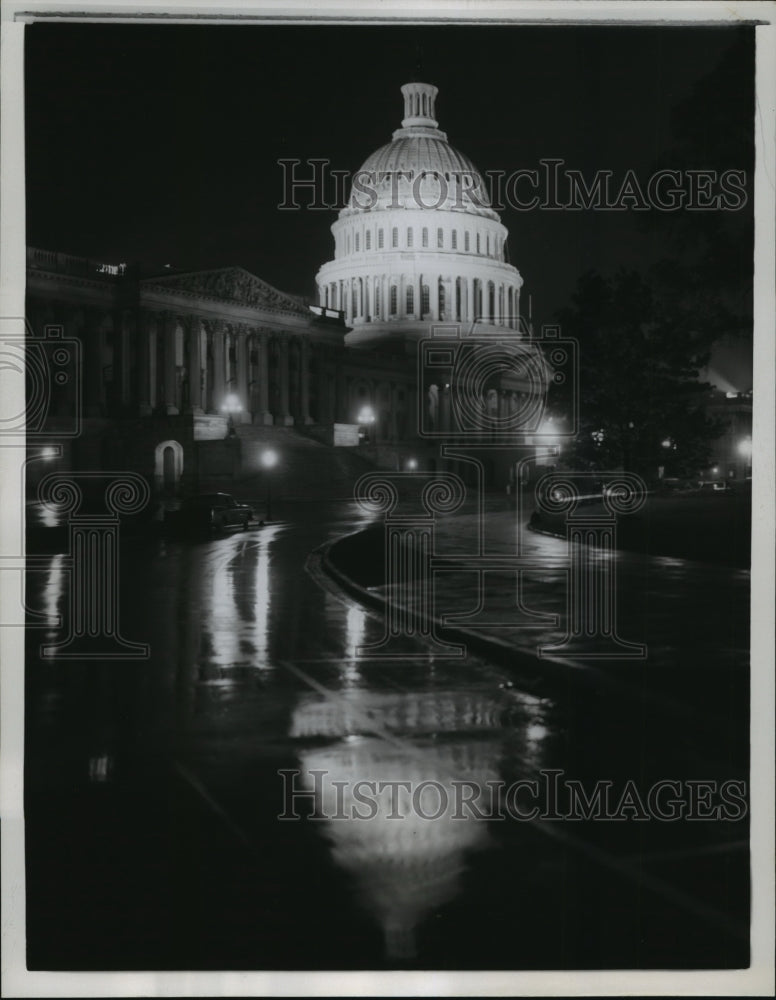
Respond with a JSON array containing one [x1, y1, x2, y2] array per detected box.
[[323, 494, 751, 726]]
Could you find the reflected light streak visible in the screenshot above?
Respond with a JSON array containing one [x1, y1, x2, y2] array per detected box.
[[205, 545, 240, 668], [345, 604, 366, 660], [253, 525, 281, 671], [41, 553, 65, 639]]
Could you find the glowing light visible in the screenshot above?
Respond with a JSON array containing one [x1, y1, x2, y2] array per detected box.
[[661, 438, 672, 449], [357, 405, 375, 424], [261, 449, 278, 469], [406, 458, 418, 471], [221, 393, 242, 413], [41, 446, 58, 461], [737, 437, 752, 457]]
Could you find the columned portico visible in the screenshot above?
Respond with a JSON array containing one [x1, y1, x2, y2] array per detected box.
[[162, 312, 179, 415], [187, 315, 203, 414]]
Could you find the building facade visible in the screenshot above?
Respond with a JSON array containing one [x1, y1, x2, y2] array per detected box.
[[317, 82, 524, 350], [25, 81, 542, 495]]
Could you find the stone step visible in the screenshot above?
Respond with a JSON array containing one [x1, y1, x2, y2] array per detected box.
[[234, 424, 377, 499]]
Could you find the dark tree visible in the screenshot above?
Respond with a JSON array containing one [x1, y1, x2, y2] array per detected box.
[[555, 269, 725, 476]]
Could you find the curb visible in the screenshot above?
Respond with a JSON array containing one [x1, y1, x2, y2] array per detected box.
[[314, 529, 604, 695]]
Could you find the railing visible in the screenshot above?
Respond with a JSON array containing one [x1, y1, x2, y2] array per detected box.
[[27, 246, 127, 278]]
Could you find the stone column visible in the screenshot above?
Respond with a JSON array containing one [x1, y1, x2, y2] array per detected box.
[[256, 330, 273, 425], [315, 346, 328, 424], [300, 337, 313, 424], [431, 275, 440, 321], [440, 383, 452, 433], [137, 311, 153, 416], [277, 336, 293, 425], [117, 310, 132, 409], [235, 324, 250, 422], [162, 313, 178, 415], [211, 320, 227, 414], [187, 315, 203, 413]]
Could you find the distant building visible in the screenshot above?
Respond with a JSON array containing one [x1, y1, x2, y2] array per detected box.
[[23, 84, 553, 495], [703, 389, 753, 481]]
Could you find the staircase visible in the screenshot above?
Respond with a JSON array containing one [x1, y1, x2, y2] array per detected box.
[[234, 424, 378, 501]]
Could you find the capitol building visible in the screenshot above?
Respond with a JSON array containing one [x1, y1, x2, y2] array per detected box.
[[318, 82, 524, 348], [25, 81, 536, 493]]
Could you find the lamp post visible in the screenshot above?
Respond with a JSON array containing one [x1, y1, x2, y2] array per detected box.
[[357, 404, 376, 443], [261, 448, 278, 521], [221, 392, 242, 438]]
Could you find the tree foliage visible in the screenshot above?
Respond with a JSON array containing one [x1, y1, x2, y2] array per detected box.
[[555, 269, 725, 476]]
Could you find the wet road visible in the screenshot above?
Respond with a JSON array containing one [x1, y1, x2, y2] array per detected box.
[[24, 500, 749, 971]]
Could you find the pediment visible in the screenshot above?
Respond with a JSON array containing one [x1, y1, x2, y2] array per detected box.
[[141, 266, 308, 316]]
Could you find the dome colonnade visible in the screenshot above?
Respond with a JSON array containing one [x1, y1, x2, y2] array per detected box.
[[317, 82, 524, 347]]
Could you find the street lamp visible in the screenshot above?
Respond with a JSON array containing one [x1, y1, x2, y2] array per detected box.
[[406, 457, 418, 471], [737, 437, 752, 457], [221, 393, 243, 437], [261, 448, 278, 521], [357, 405, 375, 443]]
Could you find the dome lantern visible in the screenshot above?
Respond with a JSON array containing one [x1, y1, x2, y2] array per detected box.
[[401, 82, 439, 129]]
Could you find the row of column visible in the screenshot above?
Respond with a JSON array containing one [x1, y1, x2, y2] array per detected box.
[[137, 312, 320, 425], [426, 384, 530, 434], [321, 274, 520, 328]]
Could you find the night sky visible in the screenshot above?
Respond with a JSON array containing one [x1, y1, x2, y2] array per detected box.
[[24, 20, 754, 381]]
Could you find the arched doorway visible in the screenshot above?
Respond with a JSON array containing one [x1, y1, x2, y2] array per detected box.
[[154, 439, 184, 493]]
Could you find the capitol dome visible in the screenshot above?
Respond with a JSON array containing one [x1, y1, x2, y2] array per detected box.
[[343, 83, 496, 219], [316, 82, 524, 349]]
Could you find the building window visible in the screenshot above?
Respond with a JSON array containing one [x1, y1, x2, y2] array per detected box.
[[486, 235, 490, 256], [406, 285, 414, 314], [438, 280, 446, 319], [437, 228, 444, 249], [375, 283, 381, 317], [352, 285, 357, 316], [392, 227, 398, 248], [390, 285, 397, 315], [366, 231, 371, 250], [378, 229, 384, 249], [465, 231, 470, 252], [355, 232, 360, 252], [451, 230, 458, 250], [422, 227, 429, 248], [407, 227, 413, 248], [421, 284, 430, 316], [476, 233, 481, 254]]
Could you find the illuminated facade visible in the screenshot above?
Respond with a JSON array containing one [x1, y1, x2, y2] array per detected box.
[[317, 82, 524, 350]]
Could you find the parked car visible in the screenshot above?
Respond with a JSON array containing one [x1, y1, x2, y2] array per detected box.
[[165, 493, 254, 533]]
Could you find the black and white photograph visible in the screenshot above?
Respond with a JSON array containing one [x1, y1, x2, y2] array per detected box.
[[1, 1, 774, 996]]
